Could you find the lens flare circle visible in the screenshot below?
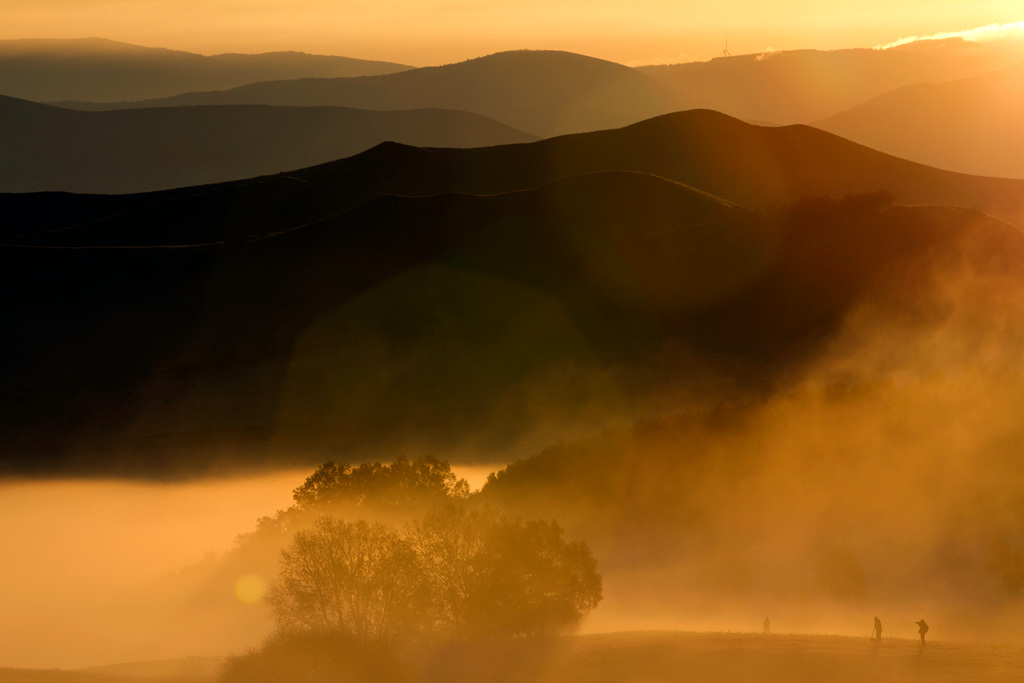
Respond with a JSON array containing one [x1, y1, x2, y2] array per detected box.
[[233, 573, 267, 604]]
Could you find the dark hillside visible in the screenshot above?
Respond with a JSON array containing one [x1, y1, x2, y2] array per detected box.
[[3, 167, 1022, 475], [6, 110, 1023, 246], [0, 173, 751, 472]]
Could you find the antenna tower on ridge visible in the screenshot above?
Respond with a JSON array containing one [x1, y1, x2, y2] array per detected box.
[[721, 34, 732, 57]]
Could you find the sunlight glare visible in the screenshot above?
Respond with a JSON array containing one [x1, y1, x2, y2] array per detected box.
[[234, 573, 268, 604]]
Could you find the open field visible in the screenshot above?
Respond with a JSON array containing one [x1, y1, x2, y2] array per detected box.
[[516, 632, 1024, 683], [0, 658, 220, 683], [4, 632, 1023, 683]]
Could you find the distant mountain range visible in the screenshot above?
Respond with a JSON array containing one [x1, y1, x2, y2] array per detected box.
[[3, 110, 1023, 476], [0, 38, 411, 103], [44, 38, 1024, 131], [0, 95, 536, 193], [3, 39, 1021, 187], [57, 50, 676, 139], [817, 60, 1024, 179], [639, 37, 1024, 124]]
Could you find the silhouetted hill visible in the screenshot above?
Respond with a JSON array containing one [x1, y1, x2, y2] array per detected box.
[[4, 110, 1024, 475], [62, 50, 676, 138], [638, 37, 1024, 123], [0, 172, 753, 473], [3, 151, 1023, 476], [6, 109, 1020, 239], [0, 95, 536, 193], [816, 60, 1024, 178], [0, 38, 410, 103]]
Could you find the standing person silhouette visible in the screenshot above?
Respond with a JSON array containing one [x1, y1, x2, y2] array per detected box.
[[873, 617, 882, 642], [763, 617, 771, 635], [916, 619, 929, 649]]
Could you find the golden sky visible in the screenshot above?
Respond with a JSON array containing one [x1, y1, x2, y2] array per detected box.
[[1, 0, 1022, 65]]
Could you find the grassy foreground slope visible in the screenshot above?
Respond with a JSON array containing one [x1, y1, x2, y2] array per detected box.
[[0, 658, 220, 683], [4, 633, 1021, 683], [507, 633, 1024, 683]]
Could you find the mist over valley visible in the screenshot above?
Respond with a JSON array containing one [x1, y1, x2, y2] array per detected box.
[[3, 12, 1024, 683]]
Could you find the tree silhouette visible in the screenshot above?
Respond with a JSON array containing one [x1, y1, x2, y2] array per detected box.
[[267, 518, 426, 640], [267, 507, 602, 641], [463, 515, 602, 637], [408, 505, 487, 637], [291, 456, 470, 511]]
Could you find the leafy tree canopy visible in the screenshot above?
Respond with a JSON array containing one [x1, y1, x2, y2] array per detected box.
[[291, 456, 470, 511], [266, 506, 602, 642]]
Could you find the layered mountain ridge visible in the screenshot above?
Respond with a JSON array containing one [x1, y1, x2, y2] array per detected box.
[[3, 110, 1023, 475], [0, 94, 536, 193]]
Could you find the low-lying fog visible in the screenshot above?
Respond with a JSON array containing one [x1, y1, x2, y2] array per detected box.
[[0, 465, 499, 670], [4, 225, 1024, 672], [0, 471, 301, 669]]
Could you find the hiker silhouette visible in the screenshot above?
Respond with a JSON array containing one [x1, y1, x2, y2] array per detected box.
[[916, 619, 929, 648], [873, 616, 882, 641]]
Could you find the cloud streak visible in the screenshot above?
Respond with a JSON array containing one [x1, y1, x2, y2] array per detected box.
[[877, 19, 1024, 49]]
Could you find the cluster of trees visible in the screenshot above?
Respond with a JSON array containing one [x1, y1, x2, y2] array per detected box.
[[267, 505, 602, 641], [231, 456, 471, 553], [290, 456, 471, 511], [217, 456, 601, 682], [208, 457, 472, 603]]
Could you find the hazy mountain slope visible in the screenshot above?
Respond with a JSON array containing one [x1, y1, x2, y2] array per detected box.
[[3, 163, 1023, 476], [0, 95, 536, 193], [64, 50, 677, 138], [6, 109, 1021, 241], [0, 38, 410, 103], [638, 37, 1024, 124], [816, 60, 1024, 178], [473, 202, 1024, 639]]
